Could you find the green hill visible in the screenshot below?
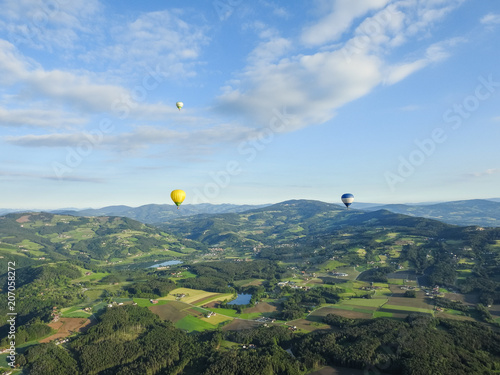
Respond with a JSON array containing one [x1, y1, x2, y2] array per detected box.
[[55, 203, 269, 224], [159, 199, 457, 249], [0, 212, 204, 266]]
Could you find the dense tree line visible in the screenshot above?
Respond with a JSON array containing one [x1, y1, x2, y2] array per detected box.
[[0, 321, 52, 348], [279, 287, 341, 320], [18, 305, 500, 375], [293, 314, 500, 374], [126, 278, 177, 298]]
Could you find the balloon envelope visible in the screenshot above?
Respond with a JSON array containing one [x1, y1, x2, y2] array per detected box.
[[176, 102, 183, 110], [341, 193, 354, 208], [171, 189, 186, 208]]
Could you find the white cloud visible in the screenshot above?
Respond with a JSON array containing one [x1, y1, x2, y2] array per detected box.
[[403, 0, 466, 36], [105, 10, 210, 76], [0, 107, 85, 128], [0, 0, 102, 50], [0, 40, 191, 120], [0, 40, 127, 111], [0, 169, 104, 183], [470, 168, 500, 177], [258, 0, 289, 18], [216, 0, 467, 133], [384, 37, 464, 84], [5, 122, 255, 156], [217, 50, 382, 131], [301, 0, 391, 46], [248, 37, 292, 66], [481, 13, 500, 25]]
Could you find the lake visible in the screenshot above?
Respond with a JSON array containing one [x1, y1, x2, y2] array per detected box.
[[230, 293, 252, 305], [149, 260, 183, 268]]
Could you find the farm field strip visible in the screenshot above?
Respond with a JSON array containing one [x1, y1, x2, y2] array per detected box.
[[326, 305, 375, 314], [339, 298, 388, 307], [381, 304, 434, 314], [160, 287, 233, 305]]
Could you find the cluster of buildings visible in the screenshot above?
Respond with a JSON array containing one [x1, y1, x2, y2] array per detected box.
[[256, 317, 276, 323], [423, 285, 443, 297], [51, 306, 60, 322], [400, 285, 416, 291], [276, 281, 311, 291], [55, 338, 69, 346], [331, 271, 349, 277], [174, 293, 187, 300]]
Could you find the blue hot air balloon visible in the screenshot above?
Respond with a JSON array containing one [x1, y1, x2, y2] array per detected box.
[[341, 193, 354, 209]]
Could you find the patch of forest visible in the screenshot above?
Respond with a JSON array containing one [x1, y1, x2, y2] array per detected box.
[[16, 305, 500, 375]]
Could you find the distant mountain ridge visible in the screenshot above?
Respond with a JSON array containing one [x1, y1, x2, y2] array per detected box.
[[3, 198, 500, 227], [364, 199, 500, 227], [53, 203, 270, 224], [159, 199, 456, 248]]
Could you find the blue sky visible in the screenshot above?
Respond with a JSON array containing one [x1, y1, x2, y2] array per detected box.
[[0, 0, 499, 209]]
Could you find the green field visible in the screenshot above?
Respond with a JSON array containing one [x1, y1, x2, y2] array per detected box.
[[134, 298, 170, 307], [175, 315, 217, 332], [340, 298, 388, 307], [206, 307, 240, 317], [63, 311, 92, 318], [382, 304, 434, 315], [328, 305, 375, 315], [320, 259, 346, 271], [373, 311, 393, 318], [75, 271, 110, 282]]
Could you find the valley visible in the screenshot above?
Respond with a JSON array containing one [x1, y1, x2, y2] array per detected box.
[[1, 200, 500, 374]]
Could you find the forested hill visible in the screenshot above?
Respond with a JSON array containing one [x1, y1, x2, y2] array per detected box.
[[54, 202, 269, 224], [366, 199, 500, 227], [159, 199, 459, 248], [0, 212, 203, 267]]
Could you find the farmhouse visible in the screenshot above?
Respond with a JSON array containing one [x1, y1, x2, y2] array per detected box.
[[331, 272, 348, 277]]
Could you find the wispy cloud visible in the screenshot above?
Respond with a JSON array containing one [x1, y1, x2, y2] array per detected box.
[[5, 122, 256, 157], [216, 1, 466, 132], [468, 168, 500, 178], [85, 10, 210, 79], [301, 0, 391, 47], [0, 170, 104, 183], [0, 0, 102, 50], [481, 13, 500, 25], [0, 107, 85, 128], [383, 37, 464, 85], [0, 39, 203, 125]]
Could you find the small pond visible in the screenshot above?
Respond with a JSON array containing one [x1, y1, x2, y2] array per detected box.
[[230, 293, 252, 305], [148, 260, 183, 268]]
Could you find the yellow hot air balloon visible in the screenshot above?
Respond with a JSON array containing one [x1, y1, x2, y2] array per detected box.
[[171, 189, 186, 209], [176, 102, 183, 111]]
